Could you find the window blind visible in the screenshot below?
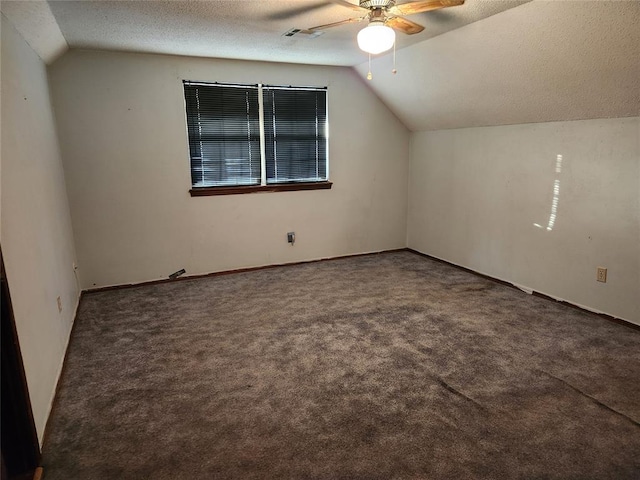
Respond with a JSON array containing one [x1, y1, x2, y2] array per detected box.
[[183, 82, 261, 187], [183, 82, 328, 189], [263, 86, 328, 184]]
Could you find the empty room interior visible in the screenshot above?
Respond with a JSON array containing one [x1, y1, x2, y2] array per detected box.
[[1, 0, 639, 478]]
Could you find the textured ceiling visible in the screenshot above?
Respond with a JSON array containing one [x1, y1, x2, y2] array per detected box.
[[2, 1, 638, 131], [355, 0, 640, 131], [41, 0, 527, 67]]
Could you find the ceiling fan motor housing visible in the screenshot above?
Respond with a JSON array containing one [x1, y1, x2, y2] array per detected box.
[[360, 0, 396, 10]]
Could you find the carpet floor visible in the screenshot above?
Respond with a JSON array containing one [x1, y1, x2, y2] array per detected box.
[[42, 251, 640, 479]]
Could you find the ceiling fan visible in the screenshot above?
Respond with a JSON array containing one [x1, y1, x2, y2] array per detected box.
[[303, 0, 466, 54]]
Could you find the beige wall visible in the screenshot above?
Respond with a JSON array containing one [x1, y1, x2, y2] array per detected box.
[[408, 117, 640, 325], [1, 15, 80, 442], [48, 50, 410, 289]]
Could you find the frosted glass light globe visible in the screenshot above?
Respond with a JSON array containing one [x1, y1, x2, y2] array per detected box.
[[357, 24, 395, 55]]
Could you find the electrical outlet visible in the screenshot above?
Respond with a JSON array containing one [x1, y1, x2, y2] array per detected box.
[[57, 296, 63, 313], [596, 267, 607, 283], [287, 232, 295, 245]]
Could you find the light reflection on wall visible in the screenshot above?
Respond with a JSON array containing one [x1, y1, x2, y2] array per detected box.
[[534, 154, 562, 231]]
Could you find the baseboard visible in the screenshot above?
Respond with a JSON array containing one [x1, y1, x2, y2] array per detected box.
[[40, 289, 84, 448], [83, 248, 409, 294], [406, 248, 640, 331]]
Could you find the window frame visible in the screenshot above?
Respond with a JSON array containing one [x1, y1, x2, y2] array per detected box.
[[183, 81, 331, 197]]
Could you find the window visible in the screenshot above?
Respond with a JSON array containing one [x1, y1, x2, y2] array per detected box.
[[183, 81, 330, 196]]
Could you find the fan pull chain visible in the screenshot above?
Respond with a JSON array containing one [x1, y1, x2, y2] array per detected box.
[[367, 53, 372, 80]]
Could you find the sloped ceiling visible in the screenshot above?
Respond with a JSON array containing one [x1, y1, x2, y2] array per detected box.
[[0, 0, 67, 63], [42, 0, 526, 67], [1, 1, 638, 130], [355, 0, 640, 131]]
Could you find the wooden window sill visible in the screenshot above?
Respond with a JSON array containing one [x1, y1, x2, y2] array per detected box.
[[189, 181, 333, 197]]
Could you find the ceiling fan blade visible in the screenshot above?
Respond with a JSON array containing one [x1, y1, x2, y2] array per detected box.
[[386, 16, 425, 34], [305, 16, 366, 32], [390, 0, 464, 16]]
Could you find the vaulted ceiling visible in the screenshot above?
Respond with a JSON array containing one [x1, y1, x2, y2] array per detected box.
[[2, 0, 639, 131], [356, 0, 640, 130], [2, 0, 528, 66]]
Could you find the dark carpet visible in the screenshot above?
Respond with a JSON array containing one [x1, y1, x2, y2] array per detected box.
[[42, 251, 640, 479]]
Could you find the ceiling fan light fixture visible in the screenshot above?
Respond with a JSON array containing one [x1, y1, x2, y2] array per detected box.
[[357, 23, 395, 55]]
